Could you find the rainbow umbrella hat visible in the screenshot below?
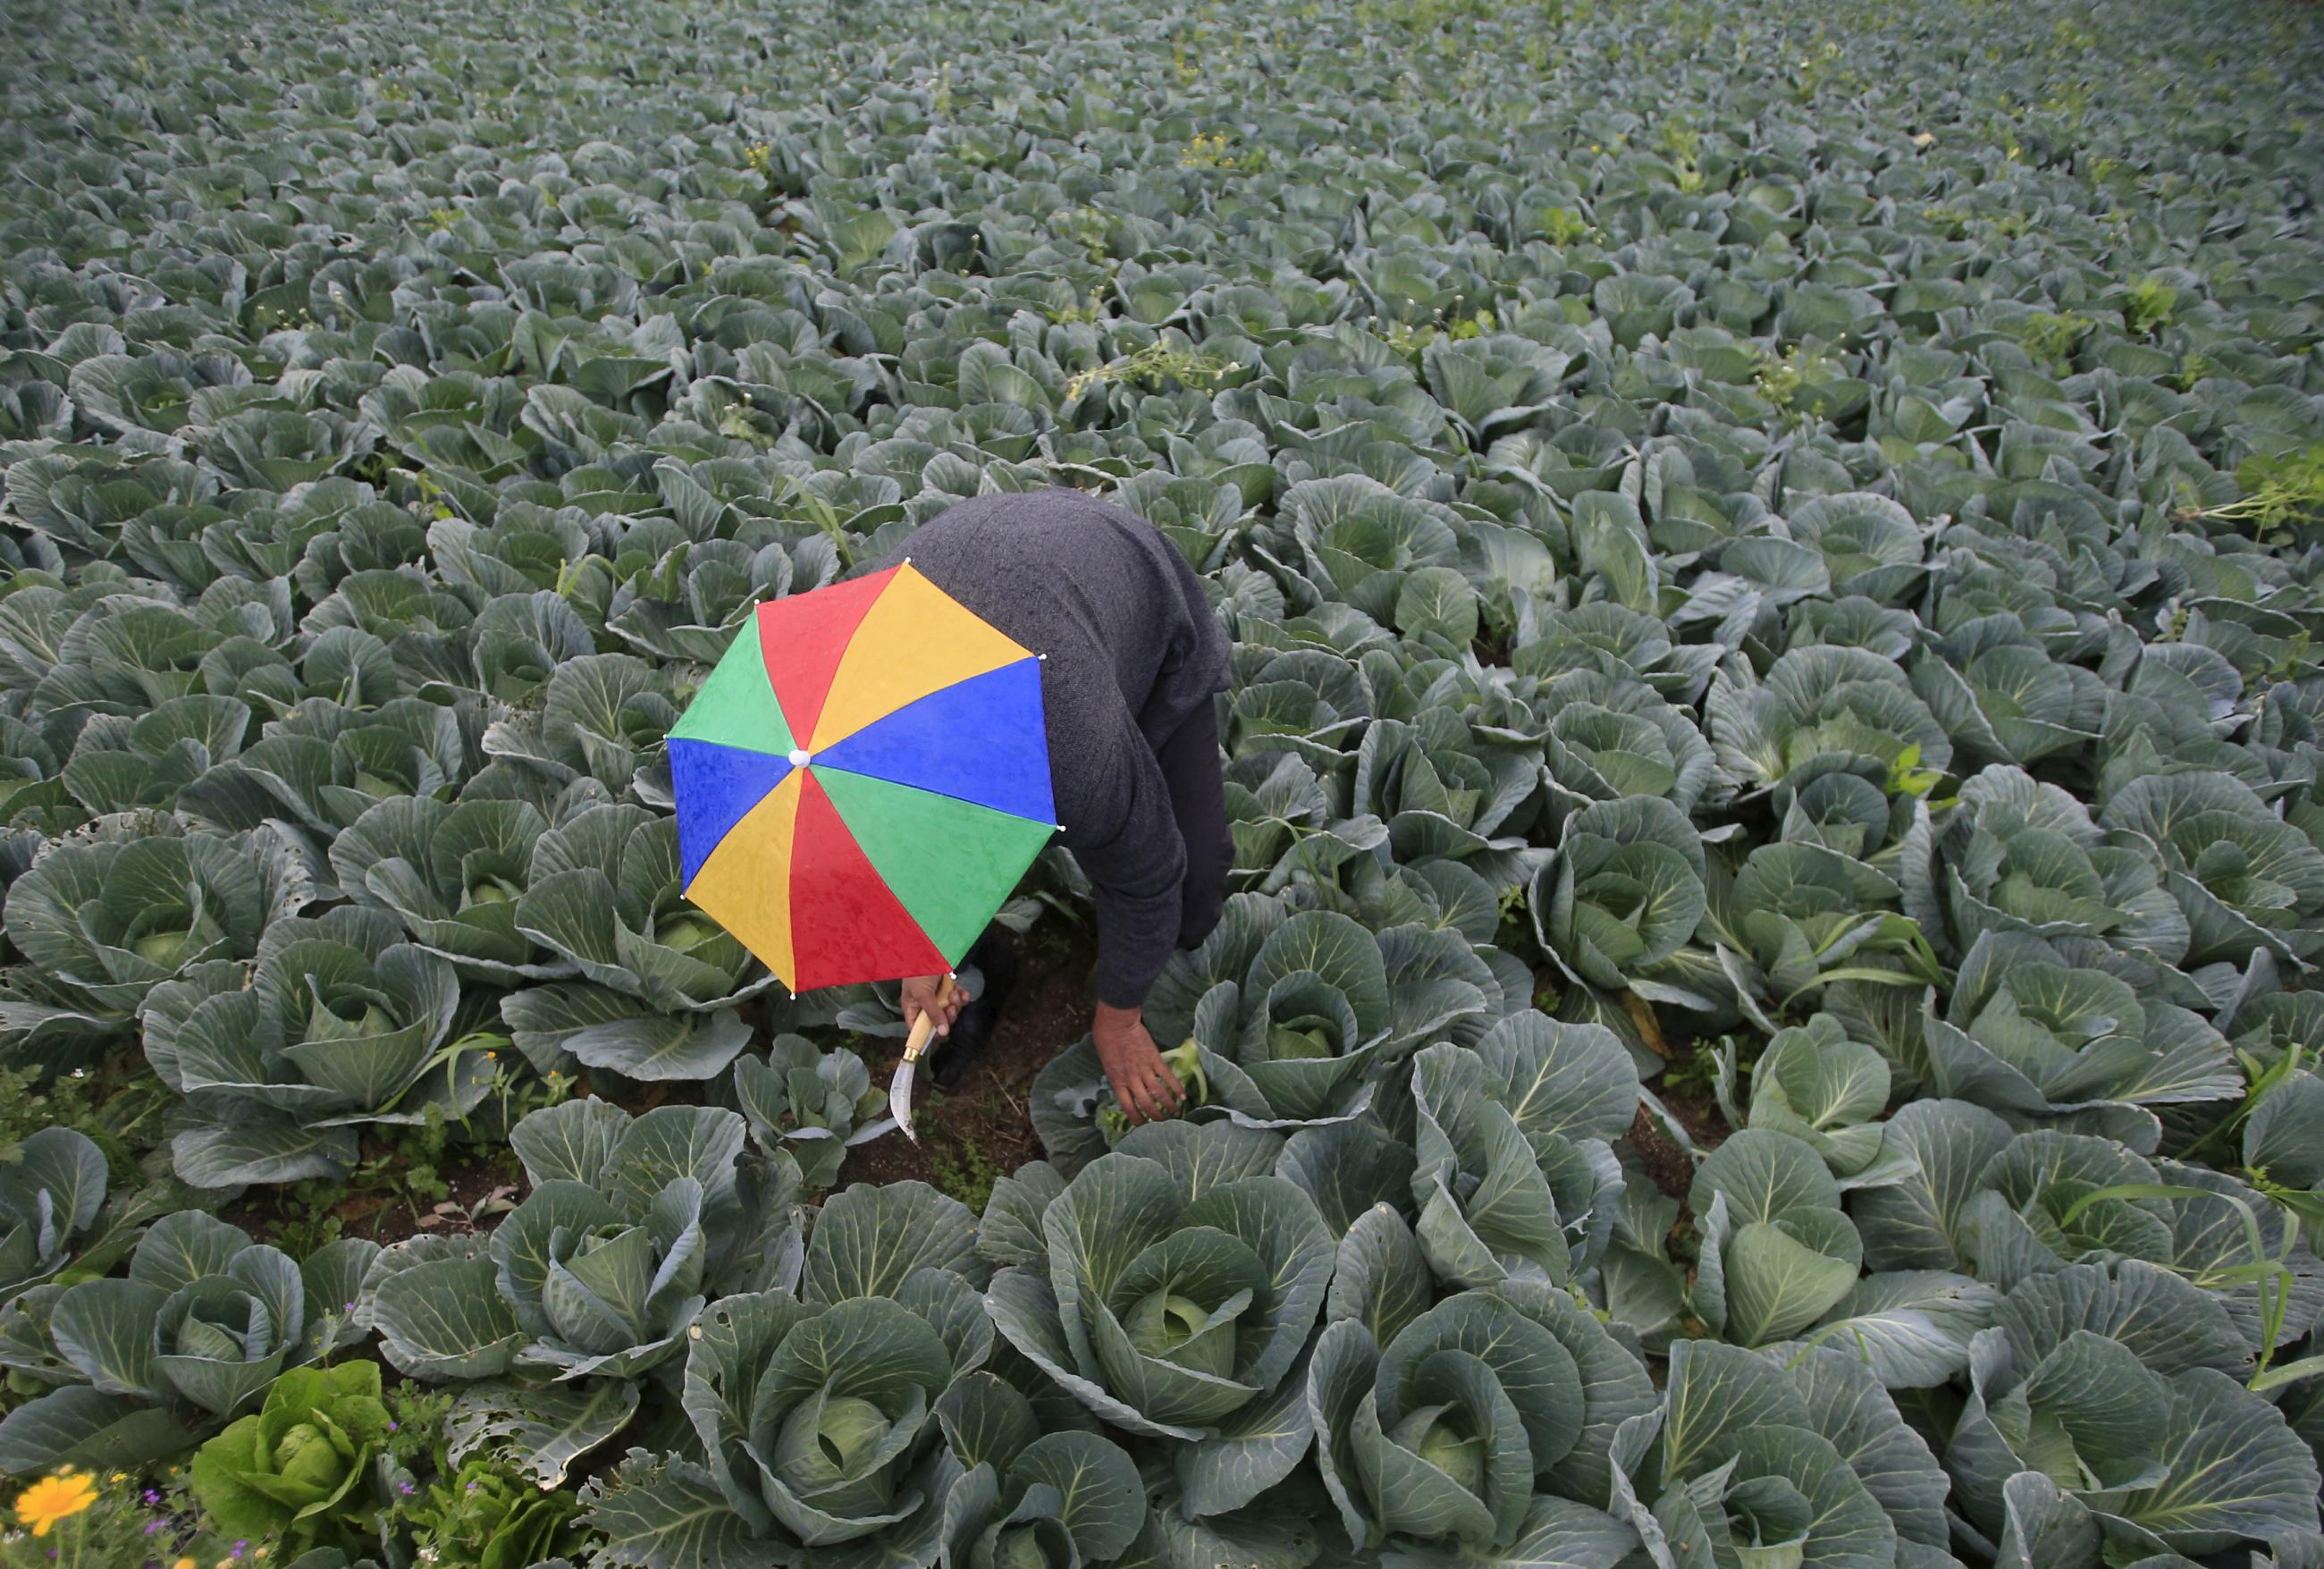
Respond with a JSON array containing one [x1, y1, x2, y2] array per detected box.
[[666, 562, 1057, 993]]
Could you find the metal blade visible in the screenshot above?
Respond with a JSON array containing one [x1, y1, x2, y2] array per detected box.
[[889, 1056, 920, 1143], [888, 974, 949, 1147]]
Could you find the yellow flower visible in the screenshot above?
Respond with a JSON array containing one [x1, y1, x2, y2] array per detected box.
[[173, 1560, 197, 1569], [14, 1471, 97, 1536]]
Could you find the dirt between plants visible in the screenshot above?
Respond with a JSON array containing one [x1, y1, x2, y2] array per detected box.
[[840, 925, 1095, 1196], [222, 1148, 522, 1251], [1633, 1036, 1732, 1203]]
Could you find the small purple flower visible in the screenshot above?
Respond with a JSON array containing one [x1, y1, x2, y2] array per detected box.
[[144, 1489, 164, 1506], [398, 1480, 417, 1497], [388, 1422, 399, 1431]]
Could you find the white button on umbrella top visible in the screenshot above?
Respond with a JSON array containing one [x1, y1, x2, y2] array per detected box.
[[788, 748, 813, 769]]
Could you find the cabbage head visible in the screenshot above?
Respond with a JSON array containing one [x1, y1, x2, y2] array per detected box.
[[1612, 1339, 1956, 1569], [1686, 1128, 1998, 1386], [189, 1361, 392, 1556], [202, 696, 479, 834], [141, 905, 470, 1186], [1270, 476, 1467, 628], [495, 1176, 713, 1379], [1709, 645, 1953, 793], [0, 1211, 375, 1474], [1924, 931, 2240, 1126], [582, 1299, 981, 1564], [1348, 711, 1540, 866], [2102, 771, 2324, 968], [1309, 1282, 1653, 1556], [0, 1128, 108, 1296], [328, 795, 569, 979], [1694, 836, 1940, 1031], [1532, 670, 1722, 815], [1931, 764, 2189, 966], [2, 827, 306, 1047], [981, 1121, 1333, 1514], [513, 803, 767, 1009], [933, 1371, 1146, 1569], [628, 1182, 993, 1566], [1037, 897, 1498, 1167], [1529, 796, 1707, 995], [1856, 1102, 2324, 1343], [476, 652, 678, 798], [1689, 1130, 1867, 1350], [1945, 1263, 2320, 1560], [1714, 1013, 1892, 1177], [366, 1099, 776, 1382], [603, 535, 796, 665], [1509, 600, 1720, 704], [497, 802, 773, 1080], [1224, 645, 1370, 764], [735, 1033, 891, 1190], [1407, 1013, 1637, 1289]]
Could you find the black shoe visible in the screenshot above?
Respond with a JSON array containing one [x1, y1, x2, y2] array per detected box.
[[930, 928, 1021, 1089]]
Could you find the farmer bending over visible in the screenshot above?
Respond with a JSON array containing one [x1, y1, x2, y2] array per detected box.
[[888, 489, 1230, 1127]]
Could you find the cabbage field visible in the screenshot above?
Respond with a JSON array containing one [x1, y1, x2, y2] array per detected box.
[[3, 0, 2324, 1563]]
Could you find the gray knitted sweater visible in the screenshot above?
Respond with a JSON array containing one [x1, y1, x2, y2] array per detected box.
[[881, 490, 1231, 1008]]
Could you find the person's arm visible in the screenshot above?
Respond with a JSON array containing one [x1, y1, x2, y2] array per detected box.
[[1063, 703, 1189, 1125], [898, 700, 1188, 1123]]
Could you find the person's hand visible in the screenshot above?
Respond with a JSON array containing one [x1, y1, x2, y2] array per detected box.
[[1093, 1002, 1184, 1126], [901, 974, 970, 1040]]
